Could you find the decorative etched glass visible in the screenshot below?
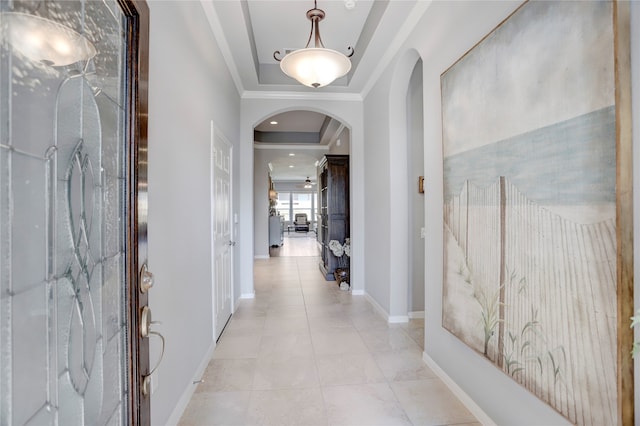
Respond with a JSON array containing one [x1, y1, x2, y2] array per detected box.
[[0, 0, 129, 424]]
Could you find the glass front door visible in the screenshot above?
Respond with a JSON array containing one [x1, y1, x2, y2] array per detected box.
[[0, 0, 149, 423]]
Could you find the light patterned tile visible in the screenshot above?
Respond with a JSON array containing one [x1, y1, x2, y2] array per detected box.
[[178, 391, 250, 426], [322, 383, 412, 426], [258, 333, 313, 358], [196, 359, 256, 392], [311, 329, 368, 356], [316, 352, 386, 386], [213, 335, 262, 359], [247, 388, 327, 426], [359, 328, 421, 353], [390, 379, 477, 426], [253, 354, 319, 390], [373, 349, 437, 381]]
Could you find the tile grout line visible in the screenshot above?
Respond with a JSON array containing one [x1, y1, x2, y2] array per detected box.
[[297, 257, 332, 426]]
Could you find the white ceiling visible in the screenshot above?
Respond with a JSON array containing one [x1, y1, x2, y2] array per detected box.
[[203, 0, 427, 181]]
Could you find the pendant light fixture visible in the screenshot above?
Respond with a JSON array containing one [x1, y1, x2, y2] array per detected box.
[[3, 10, 97, 67], [273, 0, 353, 88], [304, 177, 313, 189]]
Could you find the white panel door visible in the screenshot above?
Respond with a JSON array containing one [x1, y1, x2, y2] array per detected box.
[[211, 124, 233, 340]]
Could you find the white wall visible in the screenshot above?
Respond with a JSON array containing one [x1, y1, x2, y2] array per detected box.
[[147, 1, 240, 424], [329, 127, 350, 155], [363, 72, 393, 311]]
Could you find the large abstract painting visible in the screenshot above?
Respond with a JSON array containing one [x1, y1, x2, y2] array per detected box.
[[441, 2, 632, 424]]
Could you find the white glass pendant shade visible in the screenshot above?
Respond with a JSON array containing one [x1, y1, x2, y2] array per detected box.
[[280, 48, 351, 88], [4, 12, 97, 66]]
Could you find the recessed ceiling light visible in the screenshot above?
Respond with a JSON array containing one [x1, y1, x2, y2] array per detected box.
[[270, 121, 278, 125], [289, 153, 295, 156], [289, 165, 294, 168]]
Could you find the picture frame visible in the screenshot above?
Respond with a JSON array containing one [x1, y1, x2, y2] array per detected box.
[[440, 2, 632, 424]]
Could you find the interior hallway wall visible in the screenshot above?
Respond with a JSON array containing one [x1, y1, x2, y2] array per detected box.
[[253, 148, 271, 258], [361, 0, 637, 424], [407, 59, 425, 314], [147, 1, 241, 424]]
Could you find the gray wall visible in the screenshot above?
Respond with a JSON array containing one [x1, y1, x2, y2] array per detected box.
[[147, 1, 241, 424], [253, 148, 271, 258], [407, 60, 425, 313]]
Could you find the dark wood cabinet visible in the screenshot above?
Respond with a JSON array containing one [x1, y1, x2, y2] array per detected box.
[[318, 155, 349, 280]]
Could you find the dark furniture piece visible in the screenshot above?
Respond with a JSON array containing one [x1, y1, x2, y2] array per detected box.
[[318, 155, 349, 280], [294, 213, 310, 232]]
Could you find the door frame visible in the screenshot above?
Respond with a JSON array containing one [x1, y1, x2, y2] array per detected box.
[[210, 122, 235, 341], [121, 0, 150, 424]]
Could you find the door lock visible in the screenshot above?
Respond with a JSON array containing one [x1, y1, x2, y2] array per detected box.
[[140, 263, 154, 293]]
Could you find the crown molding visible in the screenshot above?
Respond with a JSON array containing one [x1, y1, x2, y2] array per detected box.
[[242, 90, 362, 102], [254, 143, 330, 150], [360, 0, 433, 99], [200, 0, 245, 96]]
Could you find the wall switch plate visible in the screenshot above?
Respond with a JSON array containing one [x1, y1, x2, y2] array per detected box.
[[420, 227, 425, 239]]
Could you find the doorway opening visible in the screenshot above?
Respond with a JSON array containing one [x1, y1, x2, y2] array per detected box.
[[253, 110, 350, 262]]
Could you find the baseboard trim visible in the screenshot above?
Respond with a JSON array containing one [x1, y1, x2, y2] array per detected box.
[[364, 293, 389, 321], [164, 341, 215, 425], [351, 289, 365, 295], [408, 311, 425, 319], [422, 352, 496, 426], [240, 292, 255, 299], [363, 294, 409, 324], [254, 254, 269, 259], [388, 315, 409, 324]]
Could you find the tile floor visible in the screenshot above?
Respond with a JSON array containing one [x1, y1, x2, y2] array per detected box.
[[179, 255, 480, 426]]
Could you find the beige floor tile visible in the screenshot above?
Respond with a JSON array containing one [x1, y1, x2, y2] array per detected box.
[[322, 383, 412, 426], [179, 250, 479, 426], [178, 391, 250, 426], [359, 328, 422, 353], [246, 388, 328, 426], [196, 359, 256, 392], [316, 352, 386, 386], [222, 318, 266, 337], [373, 349, 437, 381], [263, 315, 310, 336], [253, 354, 319, 390], [390, 378, 477, 426], [213, 335, 262, 359], [311, 329, 369, 356], [257, 333, 313, 358]]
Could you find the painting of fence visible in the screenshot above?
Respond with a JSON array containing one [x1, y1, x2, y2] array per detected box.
[[441, 1, 632, 424]]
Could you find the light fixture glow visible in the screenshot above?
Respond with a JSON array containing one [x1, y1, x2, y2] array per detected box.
[[304, 177, 313, 189], [4, 12, 97, 66], [289, 153, 295, 156], [270, 121, 278, 125], [274, 1, 353, 88]]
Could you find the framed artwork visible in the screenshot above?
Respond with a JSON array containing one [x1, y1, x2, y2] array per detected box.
[[418, 176, 424, 194], [441, 2, 632, 424]]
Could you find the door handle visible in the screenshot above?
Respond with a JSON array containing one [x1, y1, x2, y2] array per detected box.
[[140, 263, 154, 293], [140, 306, 165, 396]]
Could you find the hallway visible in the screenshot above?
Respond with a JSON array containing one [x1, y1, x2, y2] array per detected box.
[[178, 243, 479, 425]]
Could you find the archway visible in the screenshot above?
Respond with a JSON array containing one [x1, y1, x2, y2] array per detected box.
[[387, 49, 424, 322], [237, 99, 364, 299]]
